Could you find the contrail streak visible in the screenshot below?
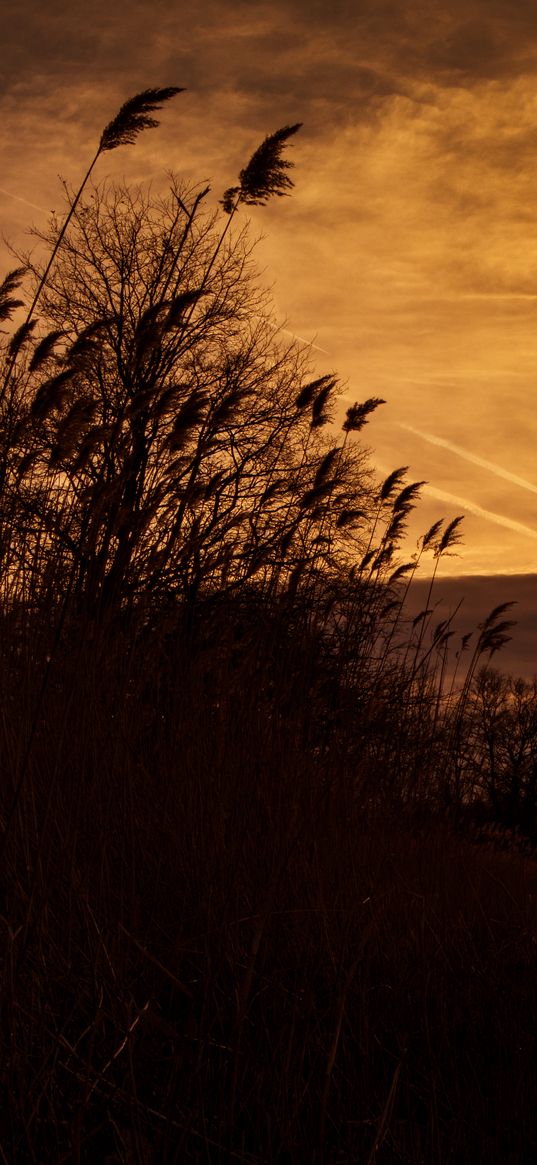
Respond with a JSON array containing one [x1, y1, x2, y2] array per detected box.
[[281, 328, 328, 354], [423, 484, 537, 540], [400, 422, 537, 496], [0, 187, 49, 214]]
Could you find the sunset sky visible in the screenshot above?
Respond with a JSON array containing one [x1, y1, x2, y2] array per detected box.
[[2, 0, 537, 667]]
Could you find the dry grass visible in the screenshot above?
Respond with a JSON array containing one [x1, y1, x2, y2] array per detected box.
[[1, 619, 537, 1164]]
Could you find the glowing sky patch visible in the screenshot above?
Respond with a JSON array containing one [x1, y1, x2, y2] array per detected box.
[[3, 0, 537, 585]]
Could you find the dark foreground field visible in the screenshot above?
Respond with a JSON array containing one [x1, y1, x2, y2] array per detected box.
[[2, 622, 537, 1165]]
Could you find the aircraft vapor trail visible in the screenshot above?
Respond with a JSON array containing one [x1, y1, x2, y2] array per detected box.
[[400, 422, 537, 496], [281, 328, 328, 354], [423, 484, 537, 540], [0, 187, 49, 214]]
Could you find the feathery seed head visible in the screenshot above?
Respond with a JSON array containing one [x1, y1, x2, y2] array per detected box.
[[373, 545, 395, 571], [435, 514, 464, 557], [359, 549, 376, 571], [210, 388, 249, 428], [421, 518, 444, 552], [280, 529, 295, 556], [336, 508, 365, 529], [314, 447, 340, 487], [133, 302, 166, 362], [379, 466, 409, 503], [392, 481, 425, 515], [8, 320, 37, 359], [478, 622, 516, 656], [343, 397, 385, 433], [299, 480, 336, 509], [432, 619, 449, 644], [153, 384, 184, 420], [99, 87, 184, 153], [31, 368, 77, 420], [0, 267, 27, 296], [311, 379, 336, 428], [413, 609, 433, 627], [29, 329, 66, 372], [295, 375, 332, 411], [167, 389, 208, 450], [260, 481, 285, 504], [165, 289, 204, 330], [476, 602, 516, 657], [480, 601, 516, 631], [68, 319, 113, 365], [384, 510, 409, 544], [388, 562, 415, 585], [0, 267, 26, 322], [50, 398, 98, 464], [221, 123, 302, 214]]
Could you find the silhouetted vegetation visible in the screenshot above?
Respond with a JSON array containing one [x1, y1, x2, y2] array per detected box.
[[1, 92, 537, 1163]]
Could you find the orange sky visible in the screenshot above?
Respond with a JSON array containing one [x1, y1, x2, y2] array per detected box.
[[2, 0, 537, 593]]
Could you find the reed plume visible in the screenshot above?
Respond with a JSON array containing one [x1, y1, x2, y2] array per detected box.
[[295, 375, 332, 411], [314, 447, 341, 487], [167, 389, 208, 450], [435, 514, 464, 557], [392, 480, 426, 514], [31, 368, 77, 420], [221, 124, 302, 214], [336, 507, 365, 529], [421, 517, 444, 552], [476, 602, 518, 658], [311, 380, 336, 428], [99, 87, 184, 152], [7, 320, 37, 359], [378, 466, 409, 503], [0, 267, 26, 322], [1, 88, 184, 397], [343, 397, 385, 433]]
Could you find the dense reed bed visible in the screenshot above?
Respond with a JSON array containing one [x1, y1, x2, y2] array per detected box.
[[1, 92, 537, 1162]]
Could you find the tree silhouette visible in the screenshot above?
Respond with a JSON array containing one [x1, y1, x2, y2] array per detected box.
[[3, 177, 379, 626]]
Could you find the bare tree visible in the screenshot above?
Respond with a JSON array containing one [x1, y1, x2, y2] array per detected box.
[[462, 668, 537, 837], [3, 177, 379, 625]]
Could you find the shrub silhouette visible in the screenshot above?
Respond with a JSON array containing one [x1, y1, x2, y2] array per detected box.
[[4, 171, 388, 630]]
